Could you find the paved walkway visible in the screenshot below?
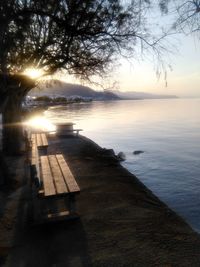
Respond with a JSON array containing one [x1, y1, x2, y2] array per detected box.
[[2, 135, 200, 267]]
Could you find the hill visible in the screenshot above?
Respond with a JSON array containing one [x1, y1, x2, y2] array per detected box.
[[30, 80, 178, 101], [30, 80, 120, 101], [111, 90, 178, 100]]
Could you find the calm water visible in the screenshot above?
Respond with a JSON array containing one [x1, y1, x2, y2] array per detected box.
[[45, 99, 200, 232]]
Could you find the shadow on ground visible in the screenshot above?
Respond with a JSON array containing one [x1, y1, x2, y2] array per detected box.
[[8, 220, 92, 267]]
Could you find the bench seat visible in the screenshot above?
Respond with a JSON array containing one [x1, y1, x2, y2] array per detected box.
[[40, 154, 80, 198], [30, 150, 80, 223], [31, 133, 48, 151]]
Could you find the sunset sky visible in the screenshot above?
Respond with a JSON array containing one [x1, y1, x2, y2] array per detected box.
[[112, 5, 200, 98], [57, 4, 200, 98], [60, 33, 200, 98], [117, 34, 200, 97]]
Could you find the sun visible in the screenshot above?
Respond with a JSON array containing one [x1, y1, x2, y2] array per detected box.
[[23, 68, 44, 79]]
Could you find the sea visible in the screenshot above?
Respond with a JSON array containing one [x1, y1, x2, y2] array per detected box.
[[44, 98, 200, 232]]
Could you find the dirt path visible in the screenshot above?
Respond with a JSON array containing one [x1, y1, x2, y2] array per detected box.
[[2, 135, 200, 266]]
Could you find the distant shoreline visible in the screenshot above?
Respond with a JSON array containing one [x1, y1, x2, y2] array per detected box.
[[30, 79, 179, 101]]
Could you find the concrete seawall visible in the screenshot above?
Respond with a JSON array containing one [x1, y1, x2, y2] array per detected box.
[[3, 134, 200, 266]]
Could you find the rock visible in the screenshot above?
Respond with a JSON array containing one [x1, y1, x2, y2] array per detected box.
[[99, 148, 120, 164], [102, 148, 116, 157], [133, 150, 144, 155], [117, 152, 126, 161]]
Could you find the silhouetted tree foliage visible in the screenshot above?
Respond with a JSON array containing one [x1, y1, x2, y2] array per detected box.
[[0, 0, 166, 155], [159, 0, 200, 34], [0, 0, 164, 78]]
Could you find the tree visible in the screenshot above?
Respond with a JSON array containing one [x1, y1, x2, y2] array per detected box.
[[159, 0, 200, 35], [0, 0, 166, 155]]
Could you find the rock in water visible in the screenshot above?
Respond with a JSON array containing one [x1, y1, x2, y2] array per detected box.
[[133, 150, 144, 155], [117, 152, 126, 161]]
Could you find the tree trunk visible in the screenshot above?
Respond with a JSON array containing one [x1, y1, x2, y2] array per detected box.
[[0, 74, 35, 156], [0, 151, 11, 186], [2, 94, 24, 156]]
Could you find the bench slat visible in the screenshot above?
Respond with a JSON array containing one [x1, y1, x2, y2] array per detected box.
[[48, 155, 68, 194], [36, 133, 42, 147], [40, 156, 56, 197], [56, 154, 80, 193], [41, 133, 48, 147], [32, 132, 48, 150], [31, 138, 37, 165], [31, 133, 35, 142]]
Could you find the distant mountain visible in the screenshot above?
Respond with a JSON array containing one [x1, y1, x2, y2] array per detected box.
[[30, 80, 178, 101], [112, 90, 178, 100], [30, 80, 120, 101]]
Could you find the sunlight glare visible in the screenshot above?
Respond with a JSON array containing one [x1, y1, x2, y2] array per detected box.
[[25, 116, 56, 132], [23, 68, 44, 79]]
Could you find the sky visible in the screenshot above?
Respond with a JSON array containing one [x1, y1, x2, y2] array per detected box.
[[116, 34, 200, 97], [60, 34, 200, 98], [58, 5, 200, 98]]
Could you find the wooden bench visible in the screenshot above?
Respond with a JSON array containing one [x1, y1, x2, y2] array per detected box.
[[57, 129, 83, 137], [31, 133, 48, 154], [30, 153, 80, 223], [30, 134, 41, 188], [67, 129, 83, 136]]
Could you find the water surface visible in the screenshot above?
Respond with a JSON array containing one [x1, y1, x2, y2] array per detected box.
[[44, 99, 200, 232]]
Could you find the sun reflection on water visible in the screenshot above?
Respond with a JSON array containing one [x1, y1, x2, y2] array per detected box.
[[24, 116, 56, 132]]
